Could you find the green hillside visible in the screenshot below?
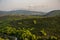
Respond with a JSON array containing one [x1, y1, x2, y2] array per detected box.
[[46, 10, 60, 16], [0, 15, 60, 40]]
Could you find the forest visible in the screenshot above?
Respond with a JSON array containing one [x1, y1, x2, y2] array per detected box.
[[0, 15, 60, 40]]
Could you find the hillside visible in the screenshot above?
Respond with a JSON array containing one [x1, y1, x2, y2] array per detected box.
[[46, 10, 60, 16], [0, 15, 60, 40]]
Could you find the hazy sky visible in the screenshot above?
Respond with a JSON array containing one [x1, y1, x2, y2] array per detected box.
[[0, 0, 60, 12]]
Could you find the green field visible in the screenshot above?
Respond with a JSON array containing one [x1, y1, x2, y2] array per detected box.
[[0, 15, 60, 40]]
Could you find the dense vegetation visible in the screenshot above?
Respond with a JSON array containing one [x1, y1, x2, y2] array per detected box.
[[0, 15, 60, 40]]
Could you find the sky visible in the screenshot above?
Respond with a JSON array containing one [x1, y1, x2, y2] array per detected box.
[[0, 0, 60, 12]]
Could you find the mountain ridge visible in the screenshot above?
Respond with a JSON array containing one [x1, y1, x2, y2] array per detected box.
[[0, 10, 60, 17], [0, 10, 45, 16], [46, 10, 60, 17]]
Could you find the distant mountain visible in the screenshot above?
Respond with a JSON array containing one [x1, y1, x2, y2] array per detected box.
[[46, 10, 60, 17], [0, 10, 60, 17], [0, 10, 45, 16]]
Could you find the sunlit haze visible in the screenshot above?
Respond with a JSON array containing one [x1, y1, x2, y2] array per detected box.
[[0, 0, 60, 12]]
